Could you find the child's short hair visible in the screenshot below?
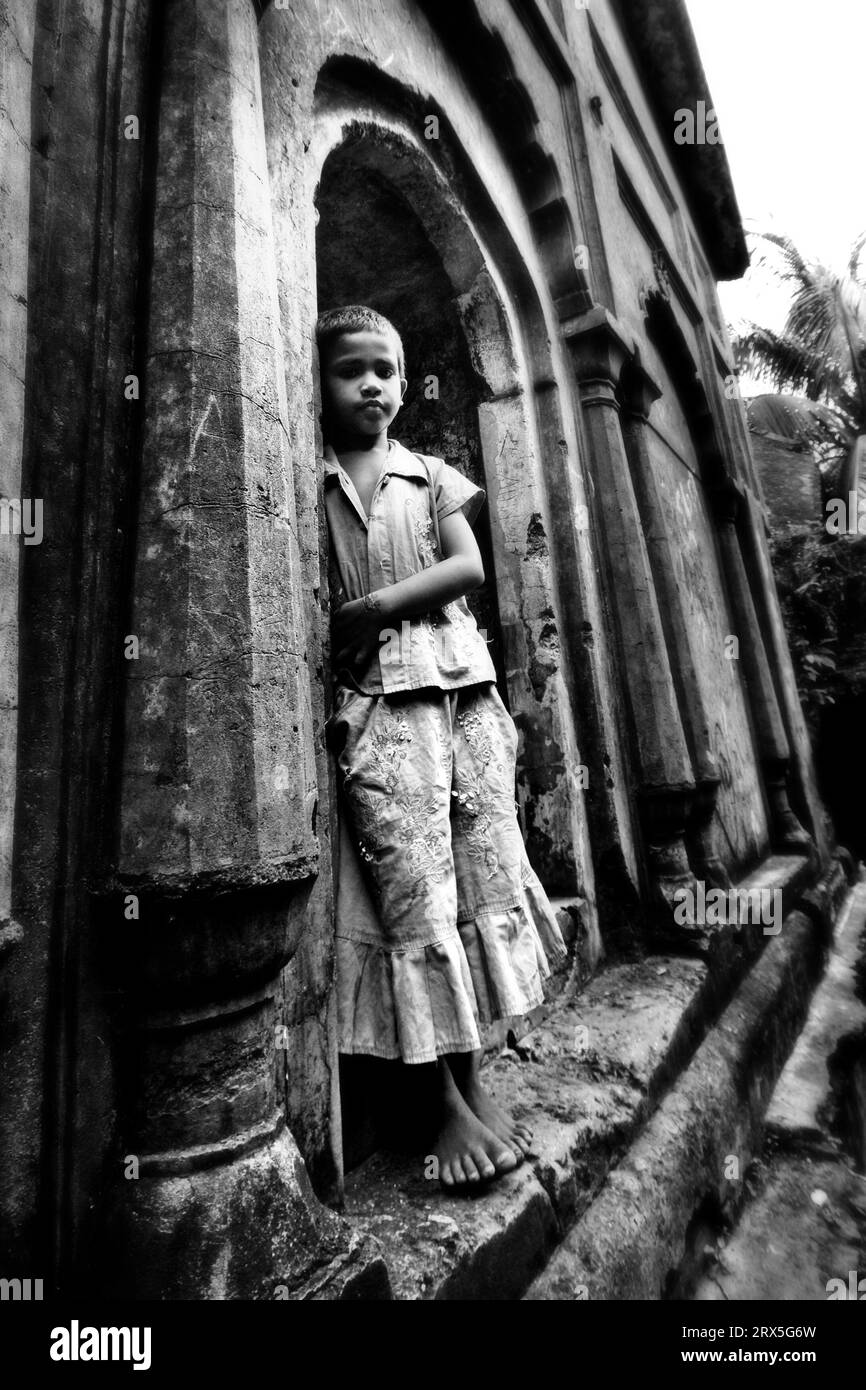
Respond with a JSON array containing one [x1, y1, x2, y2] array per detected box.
[[316, 304, 405, 378]]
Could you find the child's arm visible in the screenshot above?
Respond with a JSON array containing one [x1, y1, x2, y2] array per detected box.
[[332, 510, 484, 674]]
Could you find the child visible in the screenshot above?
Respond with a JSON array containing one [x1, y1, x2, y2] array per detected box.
[[317, 304, 566, 1188]]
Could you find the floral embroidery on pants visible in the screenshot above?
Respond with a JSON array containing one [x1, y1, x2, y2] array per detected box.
[[332, 682, 532, 944]]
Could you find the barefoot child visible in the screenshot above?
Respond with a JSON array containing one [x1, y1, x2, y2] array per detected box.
[[317, 305, 566, 1188]]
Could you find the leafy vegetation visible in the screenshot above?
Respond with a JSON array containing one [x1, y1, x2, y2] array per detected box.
[[771, 529, 866, 732], [734, 231, 866, 496]]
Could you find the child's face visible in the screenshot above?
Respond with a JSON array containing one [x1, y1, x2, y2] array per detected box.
[[320, 330, 406, 441]]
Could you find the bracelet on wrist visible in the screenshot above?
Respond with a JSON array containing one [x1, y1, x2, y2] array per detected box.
[[362, 590, 383, 613]]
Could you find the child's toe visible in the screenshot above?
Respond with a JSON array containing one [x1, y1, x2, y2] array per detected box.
[[462, 1156, 481, 1183], [471, 1148, 496, 1180], [439, 1163, 454, 1188]]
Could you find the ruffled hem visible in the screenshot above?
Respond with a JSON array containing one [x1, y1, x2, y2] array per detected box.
[[336, 860, 567, 1064]]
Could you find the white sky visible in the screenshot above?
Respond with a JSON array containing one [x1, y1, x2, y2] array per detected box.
[[684, 0, 865, 355]]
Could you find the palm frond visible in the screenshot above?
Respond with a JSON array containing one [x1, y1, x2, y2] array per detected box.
[[748, 231, 814, 289], [836, 277, 866, 343], [746, 393, 851, 444], [741, 229, 866, 430], [734, 326, 843, 398], [848, 231, 866, 282]]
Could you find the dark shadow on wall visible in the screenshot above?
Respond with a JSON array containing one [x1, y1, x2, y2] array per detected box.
[[818, 694, 866, 862]]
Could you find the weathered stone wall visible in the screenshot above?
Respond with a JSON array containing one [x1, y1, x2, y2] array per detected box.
[[0, 0, 834, 1297], [0, 0, 36, 1261], [639, 355, 769, 866], [570, 0, 827, 864], [0, 0, 31, 952], [1, 0, 157, 1285], [261, 0, 619, 919]]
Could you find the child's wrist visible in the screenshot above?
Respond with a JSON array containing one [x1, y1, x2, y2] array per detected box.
[[364, 587, 393, 620]]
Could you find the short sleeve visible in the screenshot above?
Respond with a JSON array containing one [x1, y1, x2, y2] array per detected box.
[[428, 456, 486, 526]]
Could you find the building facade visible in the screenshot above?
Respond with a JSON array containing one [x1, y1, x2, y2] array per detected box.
[[0, 0, 834, 1298]]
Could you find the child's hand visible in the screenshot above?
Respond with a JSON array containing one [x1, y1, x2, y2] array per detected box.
[[331, 598, 385, 674]]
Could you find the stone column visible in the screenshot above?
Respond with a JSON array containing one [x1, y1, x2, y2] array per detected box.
[[0, 0, 33, 959], [566, 308, 698, 917], [711, 482, 813, 855], [107, 0, 380, 1298], [620, 366, 730, 888]]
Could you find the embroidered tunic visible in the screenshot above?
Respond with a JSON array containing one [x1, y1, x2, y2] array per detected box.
[[323, 439, 497, 693]]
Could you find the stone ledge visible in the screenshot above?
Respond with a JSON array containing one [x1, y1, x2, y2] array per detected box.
[[340, 854, 839, 1300], [342, 955, 706, 1299], [690, 876, 866, 1301], [526, 908, 827, 1299], [765, 875, 866, 1148]]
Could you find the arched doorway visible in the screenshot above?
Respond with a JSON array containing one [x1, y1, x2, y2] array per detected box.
[[313, 124, 591, 1167]]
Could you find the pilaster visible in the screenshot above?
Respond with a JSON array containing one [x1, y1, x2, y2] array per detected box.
[[621, 363, 729, 888], [710, 483, 813, 856], [108, 0, 363, 1298], [566, 308, 699, 920]]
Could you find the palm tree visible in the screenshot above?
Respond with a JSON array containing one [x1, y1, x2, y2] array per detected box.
[[734, 231, 866, 498]]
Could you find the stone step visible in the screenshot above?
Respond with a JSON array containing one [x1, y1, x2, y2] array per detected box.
[[525, 881, 849, 1299], [339, 853, 841, 1299], [686, 875, 866, 1302]]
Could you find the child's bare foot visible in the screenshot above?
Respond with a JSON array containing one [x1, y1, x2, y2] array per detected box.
[[447, 1049, 533, 1159], [462, 1079, 533, 1159], [432, 1059, 519, 1188]]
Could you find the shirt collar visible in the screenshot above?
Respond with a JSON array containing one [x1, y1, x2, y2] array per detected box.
[[323, 439, 428, 484]]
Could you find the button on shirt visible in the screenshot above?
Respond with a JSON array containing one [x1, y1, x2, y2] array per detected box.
[[323, 439, 498, 695]]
